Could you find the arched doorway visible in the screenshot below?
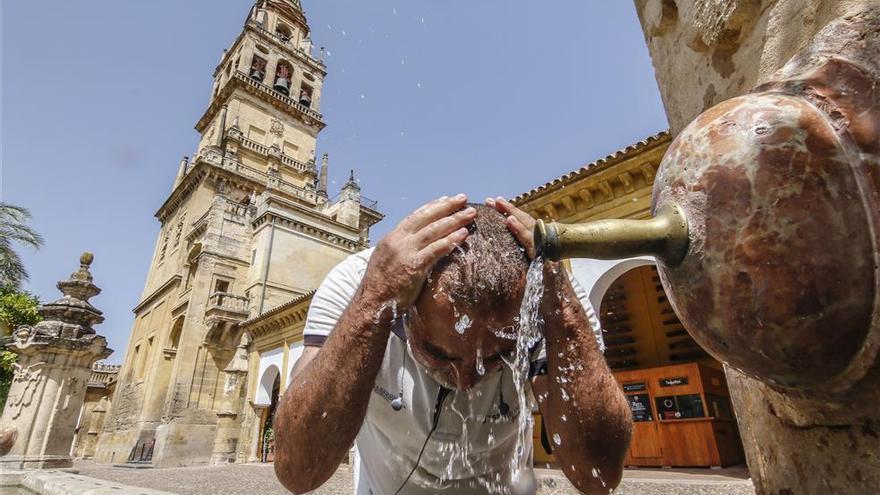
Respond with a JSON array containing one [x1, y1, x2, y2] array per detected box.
[[598, 265, 708, 370], [257, 367, 281, 463], [595, 264, 744, 468]]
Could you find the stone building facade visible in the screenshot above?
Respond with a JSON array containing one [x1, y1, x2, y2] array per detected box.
[[71, 363, 120, 460], [95, 0, 383, 467]]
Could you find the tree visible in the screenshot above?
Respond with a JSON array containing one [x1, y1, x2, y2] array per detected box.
[[0, 287, 41, 410], [0, 202, 44, 289]]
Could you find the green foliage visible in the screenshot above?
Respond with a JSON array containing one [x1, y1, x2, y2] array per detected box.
[[0, 202, 44, 289], [0, 285, 39, 410], [0, 349, 16, 410], [0, 285, 41, 331]]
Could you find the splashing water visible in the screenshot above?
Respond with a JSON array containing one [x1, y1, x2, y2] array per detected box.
[[507, 258, 545, 486], [455, 314, 472, 334]]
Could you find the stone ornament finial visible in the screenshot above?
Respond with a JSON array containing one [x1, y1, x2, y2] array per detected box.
[[71, 252, 94, 283], [22, 252, 109, 342]]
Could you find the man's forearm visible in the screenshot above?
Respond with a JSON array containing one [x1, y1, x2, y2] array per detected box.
[[536, 266, 632, 493], [274, 285, 393, 494]]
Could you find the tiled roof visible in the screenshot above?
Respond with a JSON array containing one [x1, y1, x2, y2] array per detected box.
[[239, 289, 317, 328], [513, 130, 670, 205]]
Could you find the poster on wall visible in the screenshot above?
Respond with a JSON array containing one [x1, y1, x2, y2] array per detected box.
[[628, 393, 653, 422]]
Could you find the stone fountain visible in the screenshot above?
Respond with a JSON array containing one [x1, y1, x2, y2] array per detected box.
[[0, 253, 112, 470]]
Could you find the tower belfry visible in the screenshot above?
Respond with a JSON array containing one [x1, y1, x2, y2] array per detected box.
[[95, 0, 382, 467]]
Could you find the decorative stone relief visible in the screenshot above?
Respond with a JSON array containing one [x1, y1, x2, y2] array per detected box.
[[270, 118, 284, 137]]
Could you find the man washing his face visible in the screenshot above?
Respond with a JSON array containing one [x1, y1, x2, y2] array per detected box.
[[274, 194, 632, 494]]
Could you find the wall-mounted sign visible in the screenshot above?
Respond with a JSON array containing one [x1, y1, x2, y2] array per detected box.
[[659, 376, 689, 387], [623, 382, 646, 392], [628, 393, 653, 422]]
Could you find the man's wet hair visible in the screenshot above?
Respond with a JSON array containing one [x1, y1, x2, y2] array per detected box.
[[430, 203, 530, 309]]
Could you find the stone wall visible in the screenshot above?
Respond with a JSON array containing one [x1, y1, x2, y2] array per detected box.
[[632, 2, 880, 493], [634, 0, 873, 133]]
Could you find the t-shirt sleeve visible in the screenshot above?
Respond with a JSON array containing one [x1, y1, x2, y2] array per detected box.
[[302, 249, 371, 347], [528, 268, 604, 377]]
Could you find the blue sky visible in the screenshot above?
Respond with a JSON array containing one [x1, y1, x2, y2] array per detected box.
[[1, 0, 667, 363]]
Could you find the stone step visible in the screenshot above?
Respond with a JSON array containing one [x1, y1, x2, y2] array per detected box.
[[112, 461, 155, 469]]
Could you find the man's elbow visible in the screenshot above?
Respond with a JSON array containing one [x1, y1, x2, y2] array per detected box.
[[274, 454, 327, 494]]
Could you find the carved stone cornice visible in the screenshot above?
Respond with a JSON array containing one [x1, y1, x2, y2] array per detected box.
[[132, 275, 182, 314], [513, 131, 671, 222], [252, 209, 360, 252], [241, 290, 314, 342], [156, 150, 317, 223]]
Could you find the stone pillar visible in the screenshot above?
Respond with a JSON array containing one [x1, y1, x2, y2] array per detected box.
[[212, 335, 249, 464], [335, 170, 362, 229], [317, 153, 329, 198], [0, 253, 112, 470], [214, 105, 228, 149]]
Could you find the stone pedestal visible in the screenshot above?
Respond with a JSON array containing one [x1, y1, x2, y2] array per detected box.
[[0, 253, 112, 470]]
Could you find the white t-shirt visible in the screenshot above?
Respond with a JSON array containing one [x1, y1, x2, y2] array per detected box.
[[302, 248, 601, 495]]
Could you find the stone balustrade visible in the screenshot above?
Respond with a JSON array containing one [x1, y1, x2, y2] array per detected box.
[[207, 292, 249, 317], [234, 71, 324, 123], [189, 149, 319, 205], [236, 134, 313, 174], [245, 20, 326, 71]]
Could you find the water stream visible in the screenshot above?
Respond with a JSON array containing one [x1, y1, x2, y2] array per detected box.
[[507, 257, 546, 493]]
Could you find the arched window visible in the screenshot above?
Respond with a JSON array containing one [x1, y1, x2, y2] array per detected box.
[[275, 22, 292, 42], [273, 61, 293, 95], [250, 55, 267, 83], [299, 83, 313, 108], [168, 317, 184, 351]]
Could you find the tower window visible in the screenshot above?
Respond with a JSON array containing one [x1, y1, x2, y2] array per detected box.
[[274, 61, 293, 96], [250, 55, 267, 82], [299, 84, 313, 108], [275, 23, 292, 42]]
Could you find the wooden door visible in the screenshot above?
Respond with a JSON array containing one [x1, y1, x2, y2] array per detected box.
[[630, 420, 663, 462]]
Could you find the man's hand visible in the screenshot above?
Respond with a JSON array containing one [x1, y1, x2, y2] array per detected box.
[[486, 196, 536, 259], [364, 194, 475, 309]]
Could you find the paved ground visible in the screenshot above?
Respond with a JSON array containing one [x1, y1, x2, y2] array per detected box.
[[74, 461, 754, 495]]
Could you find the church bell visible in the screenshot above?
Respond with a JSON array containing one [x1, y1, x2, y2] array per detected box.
[[274, 77, 290, 95]]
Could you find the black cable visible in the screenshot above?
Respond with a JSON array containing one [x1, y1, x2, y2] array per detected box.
[[393, 387, 450, 495]]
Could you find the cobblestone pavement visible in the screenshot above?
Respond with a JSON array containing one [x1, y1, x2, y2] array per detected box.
[[74, 461, 755, 495]]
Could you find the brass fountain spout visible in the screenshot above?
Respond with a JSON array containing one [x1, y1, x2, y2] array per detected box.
[[533, 204, 689, 266]]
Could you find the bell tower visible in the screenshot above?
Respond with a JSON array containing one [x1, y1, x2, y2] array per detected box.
[[95, 0, 383, 467]]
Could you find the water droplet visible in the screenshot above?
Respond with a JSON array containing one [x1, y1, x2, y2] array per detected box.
[[476, 348, 485, 376], [553, 433, 562, 445], [321, 411, 328, 419], [455, 314, 472, 334]]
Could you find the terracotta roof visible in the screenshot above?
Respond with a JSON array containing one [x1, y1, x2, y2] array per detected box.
[[513, 130, 670, 205], [239, 289, 317, 328]]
